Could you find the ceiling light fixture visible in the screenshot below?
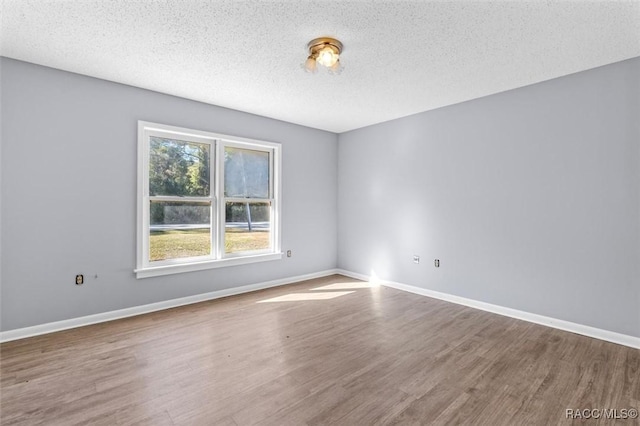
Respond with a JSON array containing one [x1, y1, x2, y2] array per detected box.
[[302, 37, 344, 75]]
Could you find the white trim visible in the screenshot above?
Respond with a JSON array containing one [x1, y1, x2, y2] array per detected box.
[[273, 142, 282, 254], [335, 269, 640, 349], [0, 269, 339, 343], [224, 197, 273, 204], [136, 122, 146, 273], [336, 269, 370, 282], [215, 140, 224, 259], [149, 196, 214, 203], [138, 121, 281, 148], [135, 252, 283, 278]]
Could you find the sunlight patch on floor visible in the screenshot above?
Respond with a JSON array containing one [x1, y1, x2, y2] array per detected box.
[[257, 291, 355, 303], [311, 282, 378, 291]]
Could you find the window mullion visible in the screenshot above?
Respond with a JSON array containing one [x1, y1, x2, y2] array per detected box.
[[224, 197, 273, 204], [216, 141, 225, 259], [209, 140, 220, 259], [149, 196, 212, 203]]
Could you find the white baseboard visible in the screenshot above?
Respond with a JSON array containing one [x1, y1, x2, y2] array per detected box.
[[0, 269, 339, 343], [5, 268, 638, 349], [336, 269, 640, 349]]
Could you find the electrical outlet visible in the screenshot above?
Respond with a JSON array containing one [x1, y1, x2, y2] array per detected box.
[[434, 259, 440, 268], [75, 274, 84, 285], [413, 255, 420, 264], [286, 250, 292, 257]]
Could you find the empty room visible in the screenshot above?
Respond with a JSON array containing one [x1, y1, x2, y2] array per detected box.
[[1, 1, 639, 425]]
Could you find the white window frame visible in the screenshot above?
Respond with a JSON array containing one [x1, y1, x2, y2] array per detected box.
[[135, 121, 282, 279]]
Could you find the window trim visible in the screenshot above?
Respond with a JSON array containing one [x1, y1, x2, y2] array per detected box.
[[135, 121, 282, 279]]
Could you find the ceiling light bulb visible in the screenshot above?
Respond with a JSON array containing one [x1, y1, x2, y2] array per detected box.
[[303, 56, 318, 73], [317, 46, 338, 67]]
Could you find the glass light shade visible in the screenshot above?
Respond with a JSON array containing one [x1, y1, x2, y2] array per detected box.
[[317, 46, 338, 67], [303, 56, 318, 73], [328, 59, 343, 75]]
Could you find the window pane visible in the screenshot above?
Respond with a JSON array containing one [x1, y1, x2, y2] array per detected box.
[[224, 147, 269, 198], [150, 201, 211, 261], [149, 137, 210, 196], [225, 202, 271, 254]]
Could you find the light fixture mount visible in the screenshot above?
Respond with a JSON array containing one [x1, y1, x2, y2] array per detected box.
[[307, 37, 343, 56], [303, 37, 344, 74]]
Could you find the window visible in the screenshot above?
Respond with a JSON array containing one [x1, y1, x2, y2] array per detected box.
[[136, 122, 281, 278]]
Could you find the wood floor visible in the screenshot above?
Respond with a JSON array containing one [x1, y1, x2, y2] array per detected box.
[[1, 274, 638, 425]]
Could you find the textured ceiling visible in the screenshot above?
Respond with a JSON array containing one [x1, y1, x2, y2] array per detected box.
[[1, 1, 639, 133]]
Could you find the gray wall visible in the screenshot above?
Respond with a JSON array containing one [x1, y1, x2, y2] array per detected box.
[[2, 56, 639, 338], [338, 58, 640, 337], [0, 58, 338, 331]]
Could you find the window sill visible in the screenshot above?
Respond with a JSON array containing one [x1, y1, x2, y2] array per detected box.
[[135, 252, 283, 279]]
